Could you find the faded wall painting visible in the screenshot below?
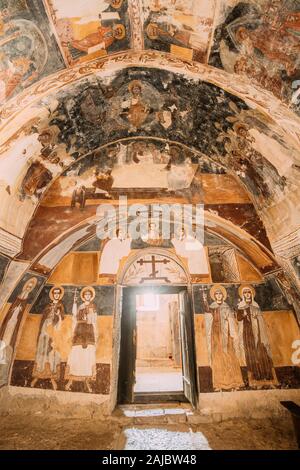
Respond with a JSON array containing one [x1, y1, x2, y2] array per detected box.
[[209, 0, 300, 114], [202, 284, 245, 390], [11, 284, 114, 394], [43, 139, 200, 208], [143, 0, 216, 61], [47, 0, 130, 65], [0, 66, 292, 244], [0, 0, 65, 104], [0, 272, 44, 387], [195, 280, 300, 393]]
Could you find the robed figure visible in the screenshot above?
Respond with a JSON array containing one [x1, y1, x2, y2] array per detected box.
[[0, 277, 37, 349], [65, 287, 98, 393], [31, 286, 65, 390], [0, 277, 37, 386], [237, 285, 277, 386], [203, 285, 244, 390]]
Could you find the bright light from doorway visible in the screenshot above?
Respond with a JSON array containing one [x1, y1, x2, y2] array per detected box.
[[136, 293, 159, 311]]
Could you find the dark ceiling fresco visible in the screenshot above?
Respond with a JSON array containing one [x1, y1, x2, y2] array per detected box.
[[36, 67, 287, 207]]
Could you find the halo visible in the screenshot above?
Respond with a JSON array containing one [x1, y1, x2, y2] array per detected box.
[[110, 0, 123, 9], [235, 26, 249, 43], [147, 23, 159, 40], [233, 122, 249, 135], [22, 277, 37, 293], [210, 284, 227, 301], [128, 79, 142, 93], [80, 286, 96, 302], [38, 126, 56, 141], [49, 285, 64, 301], [113, 24, 126, 40], [238, 284, 256, 298]]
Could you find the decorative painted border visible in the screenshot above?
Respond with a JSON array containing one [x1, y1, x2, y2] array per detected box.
[[128, 0, 144, 50], [1, 51, 300, 151]]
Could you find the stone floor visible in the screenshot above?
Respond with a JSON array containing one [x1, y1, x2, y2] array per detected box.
[[0, 404, 298, 450], [134, 367, 183, 393]]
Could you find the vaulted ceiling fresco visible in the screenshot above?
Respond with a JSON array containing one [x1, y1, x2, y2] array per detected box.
[[0, 0, 300, 343], [1, 1, 299, 109]]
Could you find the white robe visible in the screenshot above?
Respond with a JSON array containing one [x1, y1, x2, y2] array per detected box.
[[99, 237, 131, 274], [67, 302, 98, 378], [205, 301, 240, 366], [172, 236, 209, 274]]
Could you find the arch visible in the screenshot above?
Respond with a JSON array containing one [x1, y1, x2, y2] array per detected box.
[[113, 246, 197, 407], [117, 247, 192, 286], [1, 52, 300, 149]]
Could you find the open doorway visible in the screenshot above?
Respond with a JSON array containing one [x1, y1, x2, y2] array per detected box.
[[117, 286, 198, 406], [134, 292, 183, 395]]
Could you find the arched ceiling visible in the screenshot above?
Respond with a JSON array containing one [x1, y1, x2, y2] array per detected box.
[[0, 0, 300, 293], [0, 1, 299, 114]]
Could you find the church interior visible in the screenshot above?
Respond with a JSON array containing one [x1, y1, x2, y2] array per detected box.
[[0, 0, 300, 451]]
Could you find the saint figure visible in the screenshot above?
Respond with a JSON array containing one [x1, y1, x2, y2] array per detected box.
[[99, 229, 131, 275], [203, 285, 244, 390], [237, 285, 277, 386], [0, 277, 37, 386], [65, 287, 98, 393], [31, 286, 65, 390], [0, 277, 37, 351]]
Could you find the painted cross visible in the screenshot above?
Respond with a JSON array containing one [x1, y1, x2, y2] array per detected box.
[[137, 256, 171, 283], [199, 285, 209, 311]]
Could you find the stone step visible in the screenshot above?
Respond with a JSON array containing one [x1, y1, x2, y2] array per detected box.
[[112, 403, 219, 425]]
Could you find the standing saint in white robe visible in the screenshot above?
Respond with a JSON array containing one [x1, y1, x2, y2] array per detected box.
[[65, 287, 98, 393], [172, 229, 209, 275], [99, 229, 131, 275]]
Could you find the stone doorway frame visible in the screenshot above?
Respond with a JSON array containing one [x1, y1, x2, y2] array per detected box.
[[110, 248, 198, 411]]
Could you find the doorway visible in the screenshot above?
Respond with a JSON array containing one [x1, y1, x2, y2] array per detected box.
[[135, 292, 183, 395], [117, 286, 198, 406]]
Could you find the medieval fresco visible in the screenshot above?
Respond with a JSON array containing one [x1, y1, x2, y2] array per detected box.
[[37, 68, 288, 207], [0, 0, 299, 424], [122, 253, 188, 285], [98, 226, 193, 280], [0, 66, 292, 246], [0, 0, 64, 104], [31, 284, 115, 316], [0, 271, 44, 387], [47, 0, 130, 65], [194, 279, 290, 314], [42, 139, 201, 209], [143, 0, 216, 61], [208, 247, 240, 283], [195, 281, 299, 392], [8, 263, 300, 395], [10, 284, 113, 393], [209, 0, 300, 114]]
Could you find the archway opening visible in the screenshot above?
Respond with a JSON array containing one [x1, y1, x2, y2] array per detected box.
[[135, 291, 183, 395], [116, 250, 198, 406]]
